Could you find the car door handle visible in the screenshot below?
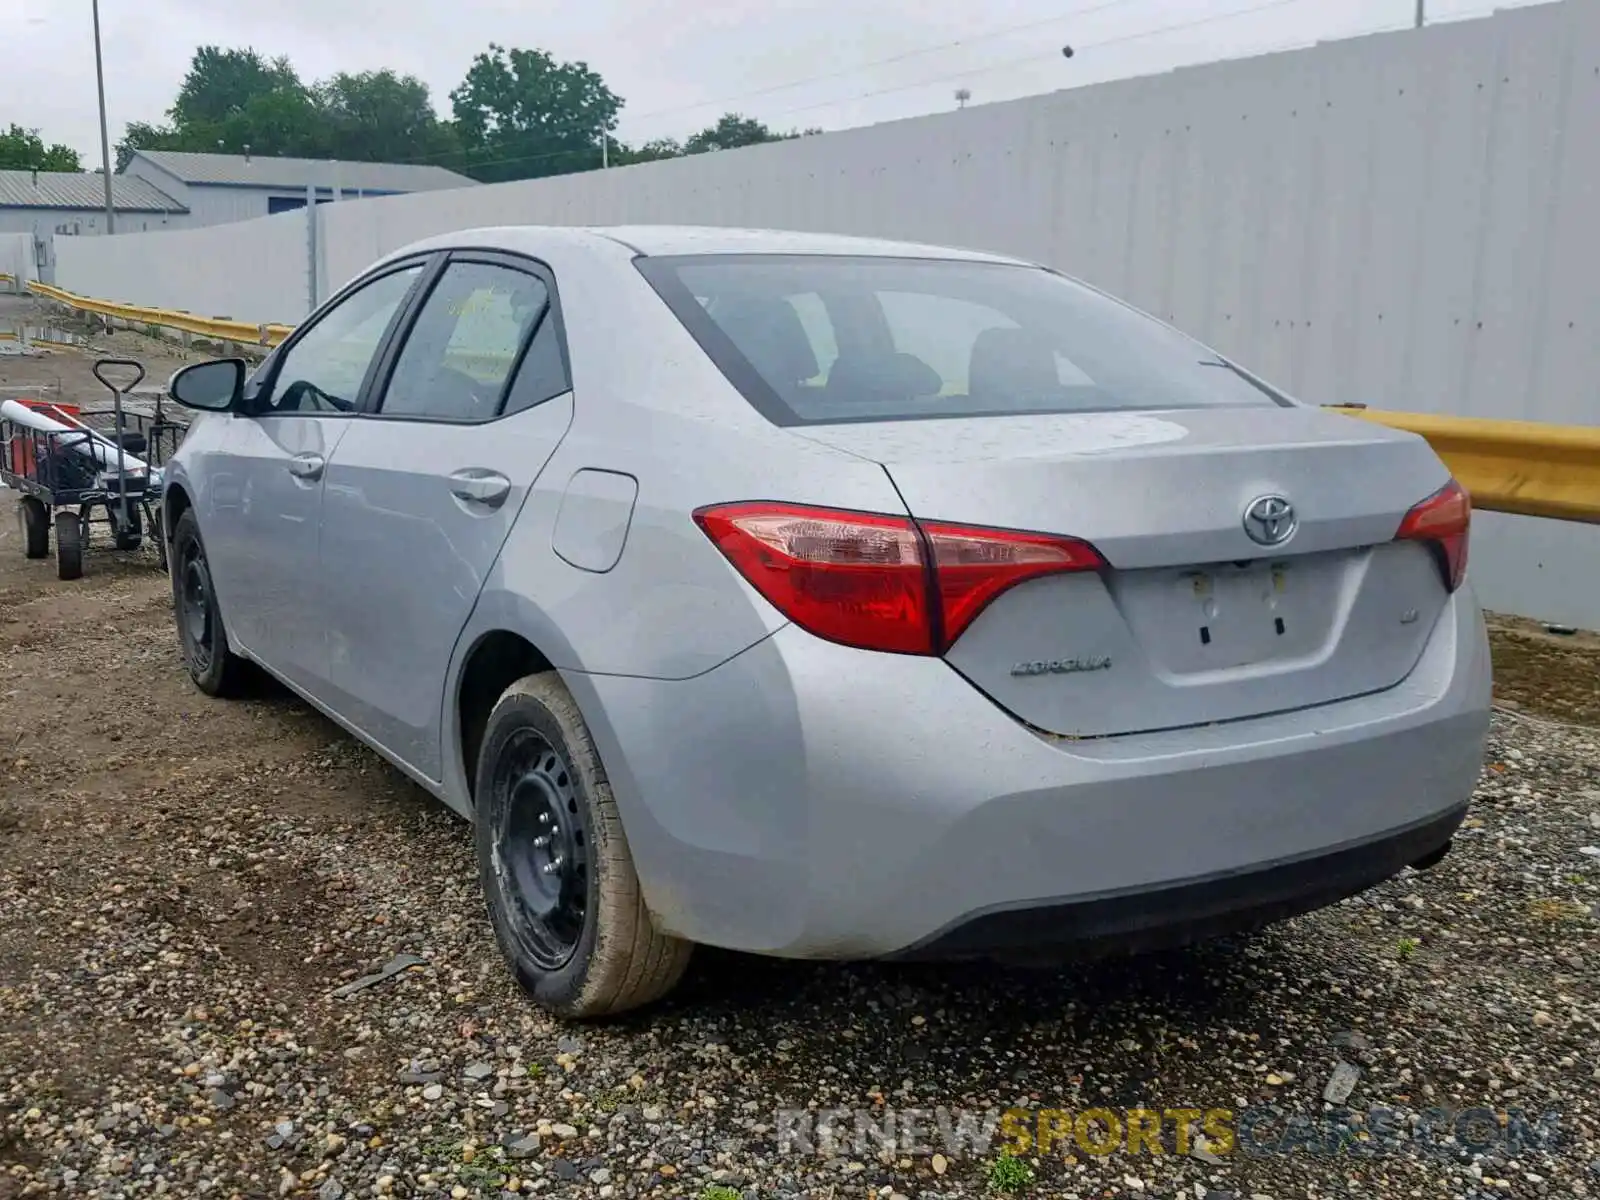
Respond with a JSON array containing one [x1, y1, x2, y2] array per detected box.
[[449, 469, 512, 508], [288, 453, 325, 481]]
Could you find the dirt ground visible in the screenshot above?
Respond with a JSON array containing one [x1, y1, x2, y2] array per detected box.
[[3, 330, 1600, 1200]]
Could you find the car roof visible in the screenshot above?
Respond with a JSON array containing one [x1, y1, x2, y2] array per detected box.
[[591, 225, 1030, 264], [387, 224, 1032, 266]]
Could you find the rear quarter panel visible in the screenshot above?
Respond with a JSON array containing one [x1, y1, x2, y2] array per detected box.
[[438, 233, 906, 809]]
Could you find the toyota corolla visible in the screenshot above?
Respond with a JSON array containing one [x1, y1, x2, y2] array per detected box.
[[159, 225, 1490, 1017]]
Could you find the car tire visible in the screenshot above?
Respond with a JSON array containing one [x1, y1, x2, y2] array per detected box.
[[19, 497, 49, 559], [170, 508, 248, 697], [475, 672, 692, 1018]]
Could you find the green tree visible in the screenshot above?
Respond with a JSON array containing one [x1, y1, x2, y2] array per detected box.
[[115, 121, 187, 171], [116, 46, 331, 166], [170, 46, 303, 130], [683, 113, 816, 154], [450, 43, 622, 182], [118, 58, 462, 171], [318, 70, 459, 167], [615, 137, 684, 165], [0, 124, 82, 171]]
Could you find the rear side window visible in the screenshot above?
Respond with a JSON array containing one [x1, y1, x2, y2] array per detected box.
[[378, 261, 551, 422], [636, 254, 1289, 426]]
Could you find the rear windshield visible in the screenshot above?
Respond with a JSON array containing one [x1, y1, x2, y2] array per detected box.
[[635, 254, 1289, 426]]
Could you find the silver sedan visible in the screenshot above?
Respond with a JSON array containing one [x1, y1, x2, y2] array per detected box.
[[161, 225, 1490, 1017]]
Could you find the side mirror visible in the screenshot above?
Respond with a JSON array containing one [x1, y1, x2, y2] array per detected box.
[[168, 358, 245, 412]]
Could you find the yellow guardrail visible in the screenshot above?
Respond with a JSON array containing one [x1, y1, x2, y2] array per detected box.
[[1337, 407, 1600, 524], [15, 278, 1600, 524], [25, 280, 293, 348]]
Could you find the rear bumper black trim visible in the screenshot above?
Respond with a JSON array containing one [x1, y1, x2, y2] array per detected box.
[[890, 804, 1467, 962]]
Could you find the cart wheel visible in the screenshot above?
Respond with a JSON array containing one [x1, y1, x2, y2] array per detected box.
[[151, 504, 169, 572], [19, 497, 49, 559], [113, 502, 143, 552], [55, 510, 84, 581]]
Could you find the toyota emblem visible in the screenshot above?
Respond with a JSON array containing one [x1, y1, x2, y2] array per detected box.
[[1243, 494, 1297, 546]]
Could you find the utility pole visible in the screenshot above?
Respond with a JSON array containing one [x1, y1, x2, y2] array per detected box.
[[1415, 0, 1425, 28], [92, 0, 115, 234]]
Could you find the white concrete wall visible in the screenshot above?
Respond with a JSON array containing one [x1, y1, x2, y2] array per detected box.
[[55, 208, 307, 321], [0, 233, 36, 289], [47, 0, 1600, 627]]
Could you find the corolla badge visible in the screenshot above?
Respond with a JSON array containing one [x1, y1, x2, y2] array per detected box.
[[1010, 656, 1112, 677]]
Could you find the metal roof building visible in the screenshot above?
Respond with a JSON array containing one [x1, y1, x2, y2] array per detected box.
[[0, 169, 188, 238], [123, 150, 477, 228]]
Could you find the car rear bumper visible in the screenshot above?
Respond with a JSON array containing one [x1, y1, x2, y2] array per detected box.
[[892, 803, 1464, 961], [565, 587, 1491, 959]]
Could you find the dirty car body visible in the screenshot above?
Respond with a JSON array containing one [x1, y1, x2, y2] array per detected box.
[[160, 225, 1490, 1013]]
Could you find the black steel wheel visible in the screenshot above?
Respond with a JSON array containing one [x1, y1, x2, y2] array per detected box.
[[475, 673, 692, 1018], [54, 510, 83, 581], [169, 508, 248, 696], [491, 729, 591, 970], [19, 497, 48, 559]]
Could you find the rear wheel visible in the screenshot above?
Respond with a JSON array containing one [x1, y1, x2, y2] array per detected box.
[[170, 509, 248, 696], [19, 497, 48, 559], [475, 673, 691, 1018], [54, 510, 82, 580]]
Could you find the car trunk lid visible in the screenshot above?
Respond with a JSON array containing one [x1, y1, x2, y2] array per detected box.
[[793, 406, 1455, 738]]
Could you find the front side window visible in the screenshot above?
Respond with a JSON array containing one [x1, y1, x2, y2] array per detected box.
[[637, 254, 1290, 426], [264, 265, 423, 415], [379, 261, 552, 422]]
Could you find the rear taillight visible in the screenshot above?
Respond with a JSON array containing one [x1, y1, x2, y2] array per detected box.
[[1396, 478, 1470, 592], [693, 501, 1104, 655]]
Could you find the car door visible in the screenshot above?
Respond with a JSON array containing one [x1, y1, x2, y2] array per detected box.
[[203, 258, 430, 691], [316, 252, 575, 780]]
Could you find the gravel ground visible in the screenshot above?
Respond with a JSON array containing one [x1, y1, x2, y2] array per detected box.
[[3, 330, 1600, 1200]]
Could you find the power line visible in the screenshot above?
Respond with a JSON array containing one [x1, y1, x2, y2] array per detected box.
[[620, 0, 1155, 131], [384, 0, 1162, 169], [764, 0, 1321, 121], [423, 0, 1324, 177]]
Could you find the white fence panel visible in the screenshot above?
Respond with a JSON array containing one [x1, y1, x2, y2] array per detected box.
[[45, 0, 1600, 627]]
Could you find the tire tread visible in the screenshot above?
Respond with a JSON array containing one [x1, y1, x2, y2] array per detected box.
[[170, 509, 250, 698], [489, 674, 691, 1017]]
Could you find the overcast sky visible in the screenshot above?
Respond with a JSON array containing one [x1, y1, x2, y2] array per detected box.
[[9, 0, 1549, 165]]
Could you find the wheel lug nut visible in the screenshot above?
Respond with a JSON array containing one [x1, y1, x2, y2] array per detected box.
[[533, 835, 550, 848], [541, 855, 564, 875]]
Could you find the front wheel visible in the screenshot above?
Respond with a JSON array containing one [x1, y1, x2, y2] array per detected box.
[[475, 673, 692, 1018], [54, 510, 83, 580], [169, 509, 248, 696]]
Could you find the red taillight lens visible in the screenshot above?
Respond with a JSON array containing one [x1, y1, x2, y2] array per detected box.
[[921, 519, 1106, 645], [693, 501, 1105, 655], [1396, 478, 1471, 592]]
